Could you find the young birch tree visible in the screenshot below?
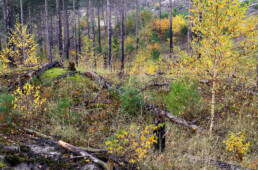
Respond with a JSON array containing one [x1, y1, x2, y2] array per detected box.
[[190, 0, 257, 138]]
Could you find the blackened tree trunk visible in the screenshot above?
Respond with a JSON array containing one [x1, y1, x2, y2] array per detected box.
[[107, 0, 111, 69], [86, 4, 90, 39], [120, 0, 125, 72], [136, 0, 139, 53], [187, 0, 192, 52], [56, 0, 63, 60], [78, 8, 81, 55], [2, 0, 7, 41], [89, 0, 96, 68], [63, 0, 70, 60], [169, 0, 173, 57], [124, 6, 127, 38], [45, 0, 52, 62], [73, 0, 78, 65], [20, 0, 26, 61], [159, 0, 162, 19], [28, 3, 32, 34], [50, 16, 53, 50], [97, 4, 101, 53]]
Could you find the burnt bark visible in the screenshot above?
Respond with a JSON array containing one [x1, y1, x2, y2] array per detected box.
[[56, 0, 63, 60], [136, 0, 139, 52], [89, 0, 96, 68], [45, 0, 52, 62], [63, 0, 70, 60], [120, 1, 125, 72], [169, 0, 173, 57], [107, 0, 112, 69]]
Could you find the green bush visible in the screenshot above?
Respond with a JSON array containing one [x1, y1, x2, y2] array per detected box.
[[155, 5, 159, 11], [182, 10, 188, 18], [120, 87, 143, 116], [164, 28, 170, 40], [181, 25, 188, 36], [165, 79, 203, 120], [0, 87, 15, 124], [240, 0, 250, 7], [150, 31, 159, 44], [126, 43, 135, 54], [255, 4, 258, 9], [161, 11, 169, 19], [150, 48, 160, 60], [179, 4, 183, 10], [172, 8, 180, 17]]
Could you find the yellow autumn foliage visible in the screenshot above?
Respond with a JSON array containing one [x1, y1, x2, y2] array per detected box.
[[152, 15, 187, 38], [0, 21, 38, 69]]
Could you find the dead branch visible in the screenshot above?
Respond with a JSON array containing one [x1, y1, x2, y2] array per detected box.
[[84, 71, 205, 133], [54, 71, 78, 81], [24, 127, 54, 140], [58, 140, 107, 168]]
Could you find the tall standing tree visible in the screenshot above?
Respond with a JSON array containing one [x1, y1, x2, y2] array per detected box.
[[63, 0, 70, 60], [78, 5, 81, 56], [56, 0, 63, 61], [169, 0, 173, 57], [97, 2, 101, 53], [136, 0, 139, 52], [120, 0, 125, 72], [73, 0, 78, 65], [20, 0, 25, 61], [190, 0, 257, 138], [107, 0, 112, 69], [89, 0, 96, 68], [45, 0, 52, 62], [187, 0, 192, 51], [56, 0, 63, 60], [159, 0, 162, 19]]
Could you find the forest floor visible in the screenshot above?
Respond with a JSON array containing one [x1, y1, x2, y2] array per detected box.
[[0, 63, 257, 169]]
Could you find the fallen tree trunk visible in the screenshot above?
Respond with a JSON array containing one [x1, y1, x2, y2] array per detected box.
[[36, 60, 60, 78], [24, 127, 54, 140], [58, 140, 107, 168], [54, 71, 77, 81], [84, 71, 205, 133]]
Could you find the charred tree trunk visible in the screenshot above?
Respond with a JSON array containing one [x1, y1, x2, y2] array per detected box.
[[63, 0, 70, 60], [56, 0, 63, 61], [20, 0, 26, 62], [89, 0, 96, 68], [45, 0, 52, 62], [159, 0, 162, 19], [107, 0, 112, 70], [78, 8, 81, 56], [97, 4, 101, 54], [136, 0, 139, 53], [28, 3, 32, 34], [187, 0, 192, 52], [86, 4, 90, 40], [120, 1, 125, 72], [73, 0, 78, 65], [169, 0, 173, 57], [50, 15, 53, 50]]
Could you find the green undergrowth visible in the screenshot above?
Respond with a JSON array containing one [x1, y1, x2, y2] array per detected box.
[[41, 68, 69, 80]]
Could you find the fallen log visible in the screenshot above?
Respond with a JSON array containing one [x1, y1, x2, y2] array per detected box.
[[84, 71, 205, 133], [36, 60, 59, 78], [186, 155, 249, 170], [54, 71, 78, 81], [24, 127, 54, 140], [58, 140, 107, 168]]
